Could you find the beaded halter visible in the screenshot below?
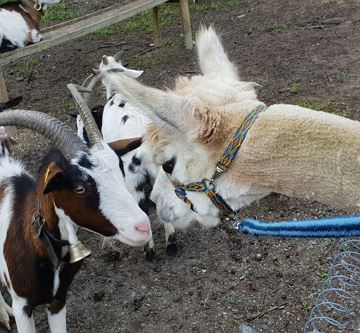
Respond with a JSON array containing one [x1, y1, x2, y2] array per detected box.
[[173, 104, 266, 220]]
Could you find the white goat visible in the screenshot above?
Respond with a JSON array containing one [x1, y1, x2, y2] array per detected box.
[[0, 0, 60, 51], [105, 25, 360, 229], [75, 55, 177, 259]]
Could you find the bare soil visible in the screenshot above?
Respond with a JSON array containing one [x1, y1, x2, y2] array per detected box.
[[2, 0, 360, 332]]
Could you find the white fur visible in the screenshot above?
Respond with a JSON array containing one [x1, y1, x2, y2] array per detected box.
[[56, 207, 80, 245], [0, 10, 32, 48], [0, 292, 12, 330], [81, 145, 151, 245], [0, 187, 14, 331], [104, 27, 272, 227], [47, 306, 67, 333], [12, 297, 35, 333]]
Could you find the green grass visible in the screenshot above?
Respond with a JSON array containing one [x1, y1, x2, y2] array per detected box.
[[271, 22, 289, 32], [297, 100, 331, 111], [122, 5, 178, 34], [191, 0, 240, 13], [42, 3, 81, 23], [317, 272, 328, 282], [129, 56, 161, 69], [13, 59, 41, 78], [303, 303, 311, 314], [120, 0, 239, 35], [297, 100, 346, 116], [288, 82, 301, 94], [95, 26, 117, 38]]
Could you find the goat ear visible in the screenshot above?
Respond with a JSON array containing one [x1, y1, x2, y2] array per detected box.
[[108, 137, 142, 156], [123, 68, 143, 79], [43, 162, 66, 194], [105, 73, 197, 134]]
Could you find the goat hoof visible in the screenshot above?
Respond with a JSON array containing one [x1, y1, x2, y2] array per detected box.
[[145, 248, 155, 262], [166, 234, 177, 256]]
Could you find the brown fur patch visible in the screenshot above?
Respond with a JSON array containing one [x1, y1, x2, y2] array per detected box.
[[51, 189, 117, 236], [194, 107, 222, 144]]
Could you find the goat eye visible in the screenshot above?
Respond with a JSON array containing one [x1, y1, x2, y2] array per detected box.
[[162, 159, 175, 174], [74, 186, 86, 195]]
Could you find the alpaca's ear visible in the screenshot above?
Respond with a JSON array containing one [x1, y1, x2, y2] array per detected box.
[[196, 26, 238, 81], [104, 73, 202, 136]]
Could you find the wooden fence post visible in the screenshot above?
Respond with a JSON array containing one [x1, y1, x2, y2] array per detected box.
[[151, 6, 162, 46], [179, 0, 192, 49], [0, 68, 17, 137]]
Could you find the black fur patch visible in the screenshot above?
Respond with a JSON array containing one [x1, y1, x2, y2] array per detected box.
[[137, 172, 153, 214], [138, 198, 149, 214], [77, 154, 93, 170], [118, 158, 125, 177], [91, 105, 104, 130], [129, 155, 142, 172], [119, 101, 126, 108], [122, 115, 129, 124], [107, 93, 115, 103]]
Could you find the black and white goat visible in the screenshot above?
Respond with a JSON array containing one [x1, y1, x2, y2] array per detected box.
[[0, 0, 60, 51], [74, 55, 177, 260], [0, 99, 151, 332]]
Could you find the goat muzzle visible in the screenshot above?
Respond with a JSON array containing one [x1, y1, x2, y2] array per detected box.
[[69, 242, 91, 263]]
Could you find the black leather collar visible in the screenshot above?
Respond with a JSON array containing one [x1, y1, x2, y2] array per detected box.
[[33, 201, 69, 269]]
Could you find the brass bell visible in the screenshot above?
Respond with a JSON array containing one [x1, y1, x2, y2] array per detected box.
[[69, 242, 91, 264]]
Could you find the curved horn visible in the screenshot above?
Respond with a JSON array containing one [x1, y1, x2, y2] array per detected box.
[[0, 110, 89, 159], [67, 83, 104, 151], [113, 51, 123, 63], [81, 73, 101, 106]]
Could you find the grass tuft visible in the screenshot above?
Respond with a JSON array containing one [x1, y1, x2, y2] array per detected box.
[[13, 59, 41, 78], [42, 3, 81, 23]]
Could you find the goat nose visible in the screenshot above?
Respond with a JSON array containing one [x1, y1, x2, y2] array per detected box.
[[135, 222, 151, 235]]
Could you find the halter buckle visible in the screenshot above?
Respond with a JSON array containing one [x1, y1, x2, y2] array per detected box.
[[213, 162, 228, 179], [203, 177, 215, 191]]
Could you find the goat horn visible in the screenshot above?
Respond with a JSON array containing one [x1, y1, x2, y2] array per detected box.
[[113, 51, 123, 62], [67, 83, 104, 151], [81, 73, 95, 89], [0, 110, 89, 159], [81, 73, 101, 106]]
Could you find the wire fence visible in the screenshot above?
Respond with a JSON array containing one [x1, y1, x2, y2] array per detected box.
[[304, 239, 360, 333]]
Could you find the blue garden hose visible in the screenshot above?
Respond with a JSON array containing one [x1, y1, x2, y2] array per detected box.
[[235, 215, 360, 238]]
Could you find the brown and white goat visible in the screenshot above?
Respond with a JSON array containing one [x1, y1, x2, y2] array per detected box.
[[0, 0, 59, 50], [0, 108, 151, 332], [105, 26, 360, 228]]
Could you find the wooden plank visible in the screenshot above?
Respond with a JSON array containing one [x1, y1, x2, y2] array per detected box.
[[0, 68, 9, 103], [0, 0, 168, 66], [179, 0, 192, 49], [151, 6, 162, 46]]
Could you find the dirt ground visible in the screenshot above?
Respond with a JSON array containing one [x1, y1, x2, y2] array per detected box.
[[1, 0, 360, 332]]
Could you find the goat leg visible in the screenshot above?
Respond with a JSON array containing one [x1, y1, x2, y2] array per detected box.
[[0, 292, 13, 331], [144, 238, 155, 261], [164, 222, 177, 256]]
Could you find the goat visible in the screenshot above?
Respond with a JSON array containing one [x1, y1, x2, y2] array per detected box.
[[0, 0, 60, 51], [0, 101, 151, 332], [104, 25, 360, 229], [74, 55, 178, 259]]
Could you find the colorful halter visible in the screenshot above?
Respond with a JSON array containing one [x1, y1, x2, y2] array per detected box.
[[174, 104, 266, 220]]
